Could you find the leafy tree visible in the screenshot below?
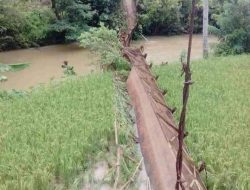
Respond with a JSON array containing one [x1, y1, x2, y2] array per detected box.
[[86, 0, 122, 28], [0, 0, 123, 50], [0, 4, 26, 50], [49, 0, 121, 41], [23, 9, 54, 44], [0, 1, 53, 50], [137, 0, 206, 35], [210, 0, 250, 55], [138, 0, 183, 35], [49, 0, 95, 41]]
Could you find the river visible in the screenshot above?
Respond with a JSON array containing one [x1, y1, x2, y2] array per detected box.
[[0, 35, 217, 91]]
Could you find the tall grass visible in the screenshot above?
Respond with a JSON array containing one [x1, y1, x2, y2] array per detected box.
[[154, 55, 250, 190], [0, 73, 114, 190]]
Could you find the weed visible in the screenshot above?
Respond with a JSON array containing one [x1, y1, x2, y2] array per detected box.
[[112, 74, 140, 187], [61, 61, 76, 76], [79, 24, 130, 71]]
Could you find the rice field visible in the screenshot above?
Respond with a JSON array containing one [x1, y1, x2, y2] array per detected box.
[[1, 54, 249, 190], [0, 73, 114, 190], [154, 54, 250, 190]]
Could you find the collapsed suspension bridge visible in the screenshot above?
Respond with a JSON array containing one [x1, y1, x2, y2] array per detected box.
[[120, 0, 207, 189]]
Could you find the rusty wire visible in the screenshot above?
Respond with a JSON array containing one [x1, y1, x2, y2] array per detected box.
[[175, 0, 196, 189]]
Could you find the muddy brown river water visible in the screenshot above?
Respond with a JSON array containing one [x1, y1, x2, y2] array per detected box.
[[0, 35, 217, 90]]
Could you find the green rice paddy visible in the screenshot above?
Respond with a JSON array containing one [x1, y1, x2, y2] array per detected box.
[[0, 73, 114, 190], [0, 54, 249, 190], [154, 54, 250, 190]]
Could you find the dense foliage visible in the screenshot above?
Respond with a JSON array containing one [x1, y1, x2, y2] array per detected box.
[[1, 0, 249, 55], [0, 2, 53, 50], [210, 0, 250, 55], [0, 0, 122, 50], [138, 0, 184, 35], [49, 0, 95, 41], [137, 0, 205, 35]]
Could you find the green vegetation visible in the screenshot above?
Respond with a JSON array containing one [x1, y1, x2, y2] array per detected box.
[[137, 0, 208, 35], [0, 72, 140, 189], [113, 75, 140, 186], [49, 0, 95, 41], [0, 73, 115, 189], [210, 0, 250, 55], [154, 55, 250, 190], [79, 24, 129, 71], [61, 62, 76, 76], [0, 0, 122, 50], [50, 0, 122, 41], [1, 0, 249, 189], [0, 1, 53, 50], [1, 0, 249, 55], [138, 0, 185, 35]]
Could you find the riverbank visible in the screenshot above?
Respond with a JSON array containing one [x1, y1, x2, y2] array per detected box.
[[0, 35, 217, 91]]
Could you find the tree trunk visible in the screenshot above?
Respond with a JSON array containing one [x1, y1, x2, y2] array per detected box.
[[203, 0, 209, 59], [51, 0, 60, 20]]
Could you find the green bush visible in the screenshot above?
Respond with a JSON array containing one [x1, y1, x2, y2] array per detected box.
[[87, 0, 122, 28], [137, 0, 205, 35], [211, 0, 250, 55], [49, 0, 95, 41], [138, 0, 184, 35], [79, 24, 129, 71], [0, 5, 27, 50], [0, 2, 53, 50], [49, 0, 122, 41], [22, 9, 53, 45]]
